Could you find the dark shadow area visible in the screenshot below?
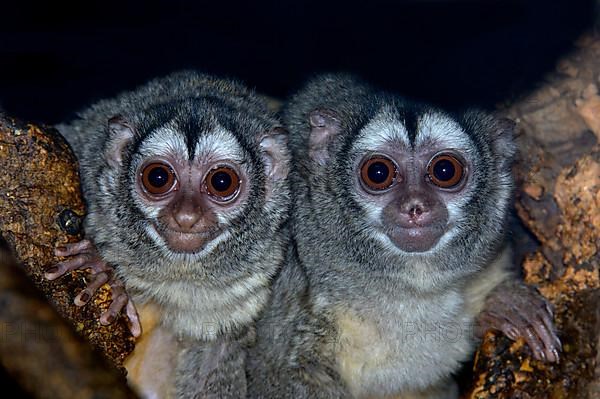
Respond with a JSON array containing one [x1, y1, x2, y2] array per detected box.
[[0, 0, 595, 124], [0, 366, 31, 399], [0, 237, 32, 398]]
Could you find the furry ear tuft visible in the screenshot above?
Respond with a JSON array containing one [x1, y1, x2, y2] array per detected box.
[[105, 115, 135, 168], [493, 117, 517, 163], [308, 109, 341, 165], [259, 127, 290, 182]]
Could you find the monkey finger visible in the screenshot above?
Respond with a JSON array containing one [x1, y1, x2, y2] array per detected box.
[[126, 300, 142, 338], [499, 321, 521, 341], [100, 292, 128, 326], [539, 309, 562, 352], [531, 313, 561, 363], [544, 301, 554, 318], [54, 239, 94, 257], [474, 312, 514, 339], [522, 326, 547, 362], [74, 271, 110, 306], [45, 255, 97, 280], [495, 308, 547, 361]]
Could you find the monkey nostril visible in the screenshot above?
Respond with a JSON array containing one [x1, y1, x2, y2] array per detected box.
[[408, 206, 424, 219], [174, 212, 200, 230]]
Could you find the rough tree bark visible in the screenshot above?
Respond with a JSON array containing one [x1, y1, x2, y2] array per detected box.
[[0, 117, 137, 397], [463, 33, 600, 398]]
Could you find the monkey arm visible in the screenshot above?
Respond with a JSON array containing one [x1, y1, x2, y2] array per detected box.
[[464, 246, 561, 363]]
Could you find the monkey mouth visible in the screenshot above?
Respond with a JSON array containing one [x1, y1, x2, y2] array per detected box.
[[385, 224, 447, 253], [155, 225, 221, 253]]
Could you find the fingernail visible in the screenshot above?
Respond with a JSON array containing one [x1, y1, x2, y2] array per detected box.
[[55, 246, 67, 253], [130, 324, 142, 338], [46, 266, 59, 274], [538, 348, 546, 361], [106, 314, 115, 324], [79, 292, 90, 303]]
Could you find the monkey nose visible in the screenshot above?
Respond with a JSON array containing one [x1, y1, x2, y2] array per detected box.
[[409, 204, 424, 217], [396, 197, 435, 227], [174, 209, 202, 230], [402, 198, 427, 216]]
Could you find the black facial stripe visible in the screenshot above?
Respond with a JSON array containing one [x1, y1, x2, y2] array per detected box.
[[175, 111, 215, 161], [402, 111, 419, 146]]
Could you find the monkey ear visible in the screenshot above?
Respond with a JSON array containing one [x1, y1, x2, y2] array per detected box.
[[105, 115, 135, 168], [493, 117, 517, 161], [259, 127, 289, 181], [308, 109, 341, 165]]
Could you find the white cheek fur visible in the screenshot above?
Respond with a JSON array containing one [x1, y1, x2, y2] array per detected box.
[[145, 222, 233, 260]]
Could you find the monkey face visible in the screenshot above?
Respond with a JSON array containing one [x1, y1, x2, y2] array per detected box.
[[135, 155, 248, 253], [356, 149, 468, 253], [95, 97, 289, 280], [126, 120, 254, 256], [345, 110, 492, 254], [300, 103, 514, 260], [345, 108, 512, 255]]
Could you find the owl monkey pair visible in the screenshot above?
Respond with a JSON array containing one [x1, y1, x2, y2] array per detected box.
[[48, 71, 560, 398]]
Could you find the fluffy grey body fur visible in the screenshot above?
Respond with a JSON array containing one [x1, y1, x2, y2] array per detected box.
[[59, 71, 290, 397], [247, 74, 519, 398]]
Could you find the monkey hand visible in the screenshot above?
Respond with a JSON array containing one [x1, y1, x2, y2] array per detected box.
[[475, 281, 561, 363], [46, 239, 142, 338]]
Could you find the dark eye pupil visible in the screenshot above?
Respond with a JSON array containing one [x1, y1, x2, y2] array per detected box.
[[367, 162, 390, 184], [211, 171, 232, 192], [148, 167, 169, 187], [433, 159, 455, 181]]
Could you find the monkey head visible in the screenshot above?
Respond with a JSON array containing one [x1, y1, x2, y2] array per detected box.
[[287, 76, 516, 286]]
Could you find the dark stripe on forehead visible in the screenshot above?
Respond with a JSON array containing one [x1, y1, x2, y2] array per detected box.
[[401, 109, 419, 146], [174, 109, 210, 161]]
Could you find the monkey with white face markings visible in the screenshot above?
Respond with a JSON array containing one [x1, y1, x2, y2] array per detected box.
[[247, 74, 560, 399], [46, 71, 290, 398]]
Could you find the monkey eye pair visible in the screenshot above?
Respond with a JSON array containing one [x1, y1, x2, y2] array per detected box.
[[359, 153, 465, 191], [140, 162, 241, 200]]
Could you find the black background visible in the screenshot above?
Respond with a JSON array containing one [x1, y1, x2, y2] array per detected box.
[[0, 0, 596, 125]]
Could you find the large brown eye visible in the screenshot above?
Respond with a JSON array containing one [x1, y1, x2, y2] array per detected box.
[[205, 166, 241, 200], [141, 163, 176, 195], [427, 153, 464, 188], [360, 156, 397, 191]]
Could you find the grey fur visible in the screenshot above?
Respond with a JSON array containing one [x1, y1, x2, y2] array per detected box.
[[248, 74, 517, 398], [59, 71, 291, 397]]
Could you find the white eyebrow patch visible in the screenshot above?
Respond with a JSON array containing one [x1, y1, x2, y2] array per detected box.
[[194, 125, 245, 163], [137, 123, 245, 163], [138, 124, 188, 159], [353, 109, 410, 152], [416, 112, 471, 149]]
